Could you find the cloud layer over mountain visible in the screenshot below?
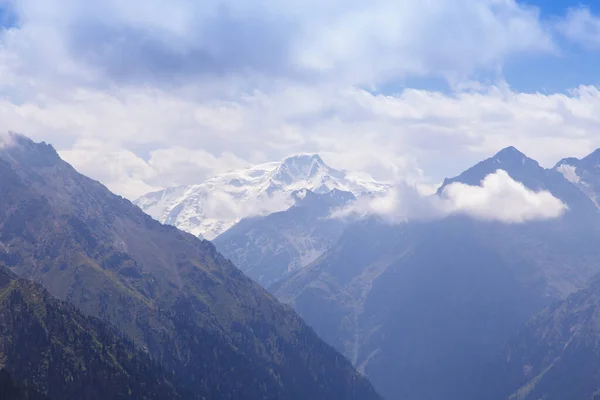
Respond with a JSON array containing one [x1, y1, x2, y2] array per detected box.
[[1, 1, 600, 198], [441, 169, 567, 222], [334, 170, 568, 224]]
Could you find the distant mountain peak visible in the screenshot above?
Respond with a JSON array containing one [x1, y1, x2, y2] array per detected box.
[[437, 146, 542, 194], [274, 153, 339, 184], [136, 154, 389, 239], [491, 146, 538, 167], [282, 153, 325, 165], [495, 145, 522, 155]]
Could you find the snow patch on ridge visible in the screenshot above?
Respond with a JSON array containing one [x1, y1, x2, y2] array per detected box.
[[556, 163, 581, 184]]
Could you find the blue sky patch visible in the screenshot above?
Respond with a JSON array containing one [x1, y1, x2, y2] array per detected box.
[[0, 3, 17, 30]]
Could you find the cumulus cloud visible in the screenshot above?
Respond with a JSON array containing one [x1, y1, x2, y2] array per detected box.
[[440, 170, 567, 223], [334, 170, 567, 224]]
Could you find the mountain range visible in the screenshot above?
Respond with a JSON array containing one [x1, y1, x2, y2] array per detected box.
[[272, 147, 600, 399], [135, 154, 389, 240], [0, 134, 380, 400], [134, 145, 600, 399], [9, 131, 600, 399]]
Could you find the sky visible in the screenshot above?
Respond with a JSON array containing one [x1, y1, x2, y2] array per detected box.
[[2, 0, 600, 199]]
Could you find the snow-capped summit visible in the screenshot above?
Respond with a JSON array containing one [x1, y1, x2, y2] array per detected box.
[[273, 154, 334, 184], [134, 154, 389, 240]]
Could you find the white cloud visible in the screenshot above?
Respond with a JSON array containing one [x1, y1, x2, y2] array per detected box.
[[440, 170, 567, 223], [4, 83, 600, 199], [331, 181, 442, 223], [146, 147, 250, 188], [59, 139, 161, 199], [334, 170, 567, 224], [558, 7, 600, 49], [0, 0, 597, 201], [58, 138, 252, 198], [1, 0, 553, 85]]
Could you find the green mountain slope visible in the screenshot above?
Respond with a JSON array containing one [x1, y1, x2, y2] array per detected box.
[[0, 133, 379, 400], [0, 265, 179, 400]]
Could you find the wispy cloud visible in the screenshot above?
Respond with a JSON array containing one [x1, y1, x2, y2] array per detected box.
[[557, 7, 600, 50]]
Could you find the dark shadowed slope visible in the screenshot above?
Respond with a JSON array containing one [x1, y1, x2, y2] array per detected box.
[[0, 265, 180, 400], [0, 133, 379, 400], [0, 369, 49, 400]]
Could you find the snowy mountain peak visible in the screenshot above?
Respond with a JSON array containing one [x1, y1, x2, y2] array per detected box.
[[135, 154, 390, 240], [272, 154, 341, 187], [281, 153, 326, 171]]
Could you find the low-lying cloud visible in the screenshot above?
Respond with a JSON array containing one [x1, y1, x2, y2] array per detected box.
[[334, 170, 568, 224], [440, 170, 568, 223]]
